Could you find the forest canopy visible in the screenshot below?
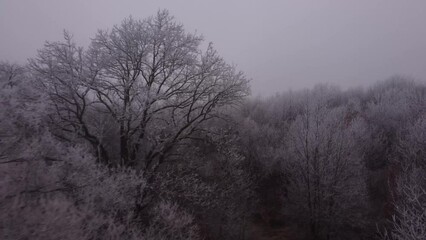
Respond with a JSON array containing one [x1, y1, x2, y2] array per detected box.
[[1, 10, 426, 240]]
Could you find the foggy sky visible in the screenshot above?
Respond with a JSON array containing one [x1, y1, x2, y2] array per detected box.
[[1, 0, 426, 95]]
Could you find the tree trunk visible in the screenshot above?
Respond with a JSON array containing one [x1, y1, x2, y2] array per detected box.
[[310, 220, 319, 240], [94, 142, 109, 165], [120, 129, 130, 166]]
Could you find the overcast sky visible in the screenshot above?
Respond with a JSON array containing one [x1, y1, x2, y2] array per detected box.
[[1, 0, 426, 95]]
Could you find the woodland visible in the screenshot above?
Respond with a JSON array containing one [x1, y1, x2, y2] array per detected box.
[[1, 10, 425, 240]]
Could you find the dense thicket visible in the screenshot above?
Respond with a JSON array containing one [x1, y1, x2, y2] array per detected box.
[[237, 79, 426, 239], [1, 11, 426, 240]]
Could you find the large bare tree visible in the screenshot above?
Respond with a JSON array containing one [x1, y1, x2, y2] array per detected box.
[[30, 10, 250, 172]]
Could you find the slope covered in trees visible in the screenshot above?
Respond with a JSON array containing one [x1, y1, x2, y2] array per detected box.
[[1, 10, 426, 240]]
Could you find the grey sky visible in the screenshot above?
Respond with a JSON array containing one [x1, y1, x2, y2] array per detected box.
[[1, 0, 426, 95]]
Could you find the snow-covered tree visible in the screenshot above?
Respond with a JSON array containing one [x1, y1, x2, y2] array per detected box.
[[30, 10, 250, 171], [380, 168, 426, 240], [379, 116, 426, 240], [283, 88, 368, 239]]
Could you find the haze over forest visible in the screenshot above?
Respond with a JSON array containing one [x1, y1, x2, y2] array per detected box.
[[1, 1, 426, 240], [1, 0, 426, 95]]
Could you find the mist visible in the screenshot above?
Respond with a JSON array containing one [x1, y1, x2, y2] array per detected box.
[[1, 2, 426, 240], [1, 0, 426, 95]]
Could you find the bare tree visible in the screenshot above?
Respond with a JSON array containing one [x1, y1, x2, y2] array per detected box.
[[0, 61, 24, 87], [283, 87, 367, 239], [89, 10, 249, 169], [380, 168, 426, 240], [379, 116, 426, 240], [30, 10, 250, 171], [29, 31, 110, 164]]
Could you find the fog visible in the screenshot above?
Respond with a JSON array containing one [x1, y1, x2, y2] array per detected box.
[[2, 2, 426, 239], [1, 0, 426, 95]]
